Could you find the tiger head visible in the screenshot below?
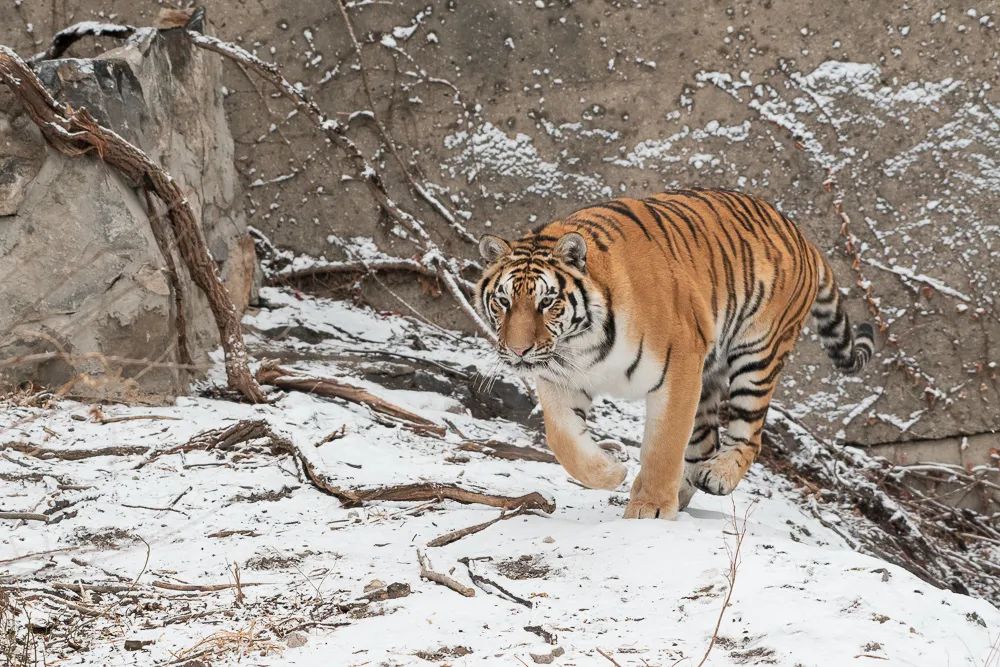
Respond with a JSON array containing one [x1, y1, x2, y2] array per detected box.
[[474, 231, 606, 374]]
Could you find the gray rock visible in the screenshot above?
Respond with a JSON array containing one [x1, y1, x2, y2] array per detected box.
[[0, 108, 45, 216], [0, 27, 254, 401]]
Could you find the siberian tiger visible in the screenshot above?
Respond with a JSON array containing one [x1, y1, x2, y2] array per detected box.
[[475, 189, 874, 519]]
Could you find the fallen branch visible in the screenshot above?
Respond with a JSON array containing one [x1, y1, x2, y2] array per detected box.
[[458, 440, 557, 464], [0, 511, 49, 522], [1, 441, 150, 461], [120, 503, 188, 516], [269, 258, 439, 285], [23, 590, 104, 617], [281, 433, 556, 512], [207, 529, 261, 539], [256, 362, 446, 436], [596, 648, 624, 667], [329, 483, 555, 513], [459, 557, 532, 608], [50, 582, 137, 594], [152, 580, 264, 593], [427, 507, 529, 548], [136, 419, 276, 469], [417, 550, 474, 597], [99, 414, 183, 425], [0, 44, 265, 403]]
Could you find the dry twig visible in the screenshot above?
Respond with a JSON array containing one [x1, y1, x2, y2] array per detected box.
[[416, 550, 475, 597], [695, 499, 752, 667], [151, 580, 264, 593], [459, 557, 532, 608], [0, 512, 48, 522], [427, 507, 529, 548], [458, 440, 557, 464]]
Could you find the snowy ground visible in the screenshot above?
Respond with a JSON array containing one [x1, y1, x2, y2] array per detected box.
[[2, 287, 998, 666]]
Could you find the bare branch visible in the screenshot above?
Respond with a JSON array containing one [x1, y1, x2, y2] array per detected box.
[[417, 550, 475, 597], [269, 257, 439, 285], [427, 507, 529, 548], [28, 20, 136, 63], [0, 512, 49, 522], [255, 362, 446, 436]]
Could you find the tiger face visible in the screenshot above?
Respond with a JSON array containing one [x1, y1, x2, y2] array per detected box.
[[475, 231, 604, 374]]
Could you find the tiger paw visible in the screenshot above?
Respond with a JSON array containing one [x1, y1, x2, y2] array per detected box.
[[693, 450, 748, 496], [570, 449, 627, 490], [623, 475, 679, 520], [623, 496, 679, 520]]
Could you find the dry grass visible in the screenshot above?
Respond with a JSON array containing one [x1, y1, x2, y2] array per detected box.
[[0, 589, 41, 667], [169, 620, 281, 664]]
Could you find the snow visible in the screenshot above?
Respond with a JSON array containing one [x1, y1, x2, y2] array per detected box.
[[2, 287, 998, 665], [443, 122, 613, 201]]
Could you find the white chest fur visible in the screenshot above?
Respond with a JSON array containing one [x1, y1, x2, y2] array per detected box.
[[547, 319, 664, 401]]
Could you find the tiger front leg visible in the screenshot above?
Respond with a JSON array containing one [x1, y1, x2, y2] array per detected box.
[[536, 380, 627, 490], [625, 351, 703, 520]]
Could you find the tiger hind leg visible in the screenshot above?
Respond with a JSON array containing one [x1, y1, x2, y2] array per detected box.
[[678, 367, 727, 509], [694, 344, 788, 497]]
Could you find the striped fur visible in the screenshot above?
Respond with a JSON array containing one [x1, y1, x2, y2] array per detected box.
[[475, 189, 875, 519]]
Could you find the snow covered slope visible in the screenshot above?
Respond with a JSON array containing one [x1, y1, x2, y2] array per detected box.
[[2, 287, 997, 666]]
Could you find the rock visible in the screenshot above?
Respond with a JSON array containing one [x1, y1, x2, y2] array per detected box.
[[0, 109, 45, 216], [0, 25, 255, 401], [530, 646, 565, 664], [224, 233, 259, 314], [363, 578, 386, 593], [364, 581, 411, 602]]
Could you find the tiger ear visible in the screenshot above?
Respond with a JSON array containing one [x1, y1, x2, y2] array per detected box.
[[553, 232, 587, 269], [479, 234, 512, 263]]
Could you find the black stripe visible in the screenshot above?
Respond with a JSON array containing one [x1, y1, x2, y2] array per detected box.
[[601, 201, 653, 241], [648, 347, 672, 393], [626, 337, 644, 380], [592, 306, 616, 363]]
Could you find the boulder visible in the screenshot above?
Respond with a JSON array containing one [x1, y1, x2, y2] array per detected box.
[[0, 27, 255, 401]]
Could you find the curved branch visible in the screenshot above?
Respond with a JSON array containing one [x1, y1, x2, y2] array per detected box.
[[28, 20, 136, 63]]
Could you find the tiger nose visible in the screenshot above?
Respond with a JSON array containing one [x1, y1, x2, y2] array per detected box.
[[508, 343, 532, 357]]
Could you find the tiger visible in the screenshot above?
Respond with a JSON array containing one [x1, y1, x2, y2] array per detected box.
[[474, 189, 874, 519]]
